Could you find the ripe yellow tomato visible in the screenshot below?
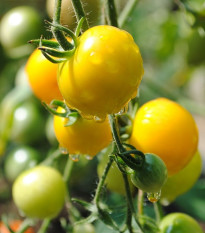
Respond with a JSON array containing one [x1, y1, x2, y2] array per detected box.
[[53, 107, 112, 157], [25, 47, 63, 104], [160, 150, 202, 205], [58, 25, 144, 120], [129, 98, 198, 176]]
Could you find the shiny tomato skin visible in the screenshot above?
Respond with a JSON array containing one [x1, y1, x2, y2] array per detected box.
[[0, 6, 42, 58], [58, 25, 144, 120], [53, 107, 112, 157], [130, 98, 198, 176], [4, 145, 41, 183], [26, 47, 63, 104], [12, 165, 66, 219]]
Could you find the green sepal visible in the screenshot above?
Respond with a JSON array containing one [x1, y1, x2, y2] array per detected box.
[[75, 17, 85, 37], [42, 101, 68, 118], [64, 112, 80, 126], [28, 39, 61, 49], [38, 47, 75, 58], [45, 20, 78, 47], [40, 50, 67, 63]]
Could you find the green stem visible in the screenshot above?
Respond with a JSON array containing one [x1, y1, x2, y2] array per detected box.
[[94, 156, 114, 206], [137, 190, 144, 215], [63, 156, 74, 182], [153, 202, 164, 224], [63, 156, 81, 222], [70, 0, 89, 31], [108, 114, 143, 233], [37, 219, 51, 233], [108, 114, 125, 153], [52, 0, 73, 50], [118, 0, 139, 28], [105, 0, 119, 27]]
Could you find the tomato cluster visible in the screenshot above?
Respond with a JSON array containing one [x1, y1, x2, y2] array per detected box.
[[0, 1, 204, 233]]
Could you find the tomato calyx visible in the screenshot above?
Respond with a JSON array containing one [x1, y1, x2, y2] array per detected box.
[[29, 17, 85, 63], [43, 99, 80, 126]]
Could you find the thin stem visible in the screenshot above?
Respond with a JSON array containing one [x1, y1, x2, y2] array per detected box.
[[63, 156, 74, 183], [153, 202, 164, 224], [63, 156, 81, 222], [108, 114, 143, 233], [37, 219, 51, 233], [137, 190, 144, 215], [118, 0, 139, 28], [52, 0, 73, 50], [70, 0, 89, 31], [105, 0, 119, 27], [122, 173, 134, 233], [94, 156, 114, 206], [108, 114, 125, 153]]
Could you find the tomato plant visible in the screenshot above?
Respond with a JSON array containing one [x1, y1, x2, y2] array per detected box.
[[0, 6, 42, 58], [160, 150, 202, 205], [131, 153, 167, 194], [58, 25, 144, 120], [53, 107, 112, 158], [129, 98, 198, 176], [4, 145, 41, 183], [159, 212, 203, 233], [0, 220, 35, 233], [25, 47, 63, 104], [12, 165, 66, 219]]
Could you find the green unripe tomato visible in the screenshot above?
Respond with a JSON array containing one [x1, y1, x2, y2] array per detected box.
[[131, 153, 168, 193], [159, 212, 203, 233], [4, 145, 41, 182], [10, 100, 45, 144], [160, 151, 202, 205], [0, 6, 42, 58], [12, 165, 66, 219]]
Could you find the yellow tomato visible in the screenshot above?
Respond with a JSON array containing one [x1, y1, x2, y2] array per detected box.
[[160, 150, 202, 205], [53, 107, 112, 157], [129, 98, 198, 176], [58, 25, 144, 120], [25, 47, 63, 104]]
